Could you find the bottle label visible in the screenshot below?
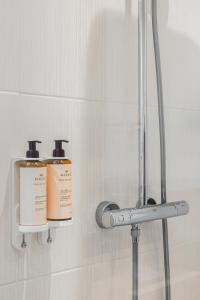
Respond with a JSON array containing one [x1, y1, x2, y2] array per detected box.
[[47, 164, 72, 220], [20, 167, 47, 225]]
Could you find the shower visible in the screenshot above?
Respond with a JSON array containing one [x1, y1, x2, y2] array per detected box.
[[96, 1, 189, 300]]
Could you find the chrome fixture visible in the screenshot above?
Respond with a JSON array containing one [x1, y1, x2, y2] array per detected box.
[[96, 1, 190, 300], [96, 201, 189, 229], [131, 2, 148, 299]]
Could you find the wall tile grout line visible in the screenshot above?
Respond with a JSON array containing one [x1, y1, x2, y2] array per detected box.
[[0, 256, 132, 289], [0, 90, 200, 113]]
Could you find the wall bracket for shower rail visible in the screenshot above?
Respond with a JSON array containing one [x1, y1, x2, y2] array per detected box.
[[96, 201, 189, 229]]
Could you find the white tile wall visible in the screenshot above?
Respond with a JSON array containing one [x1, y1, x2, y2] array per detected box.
[[0, 0, 200, 299]]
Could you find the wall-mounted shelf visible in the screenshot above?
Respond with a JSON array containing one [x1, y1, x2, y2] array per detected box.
[[48, 220, 73, 228], [19, 224, 48, 233], [11, 157, 72, 251]]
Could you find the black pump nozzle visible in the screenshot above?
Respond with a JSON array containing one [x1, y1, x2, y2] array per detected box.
[[26, 140, 42, 158], [53, 140, 69, 157]]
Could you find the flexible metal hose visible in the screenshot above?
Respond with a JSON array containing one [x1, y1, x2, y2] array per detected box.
[[151, 1, 171, 299]]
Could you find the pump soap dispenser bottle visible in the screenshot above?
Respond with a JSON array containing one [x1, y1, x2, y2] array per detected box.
[[19, 141, 47, 226], [47, 140, 72, 221]]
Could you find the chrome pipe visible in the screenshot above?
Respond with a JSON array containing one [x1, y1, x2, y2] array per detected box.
[[131, 225, 140, 300], [96, 201, 189, 229], [134, 1, 148, 299], [138, 0, 148, 208]]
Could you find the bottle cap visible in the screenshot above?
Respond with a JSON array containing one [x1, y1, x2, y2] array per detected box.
[[53, 140, 69, 157], [26, 141, 42, 158]]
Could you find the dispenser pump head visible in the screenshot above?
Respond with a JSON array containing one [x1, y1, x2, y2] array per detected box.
[[26, 140, 42, 158], [53, 140, 69, 157]]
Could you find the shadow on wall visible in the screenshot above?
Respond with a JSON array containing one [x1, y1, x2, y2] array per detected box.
[[85, 1, 137, 104], [85, 0, 200, 211], [149, 0, 200, 110], [147, 0, 200, 197], [86, 0, 200, 108], [84, 0, 200, 298], [85, 0, 139, 210]]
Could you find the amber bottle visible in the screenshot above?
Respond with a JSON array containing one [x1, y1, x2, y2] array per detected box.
[[19, 141, 47, 226], [47, 140, 72, 221]]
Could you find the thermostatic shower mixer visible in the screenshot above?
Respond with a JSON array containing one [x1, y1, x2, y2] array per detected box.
[[96, 201, 189, 229]]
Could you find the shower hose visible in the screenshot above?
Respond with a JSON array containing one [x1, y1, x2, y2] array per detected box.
[[132, 1, 171, 300], [151, 0, 171, 299]]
